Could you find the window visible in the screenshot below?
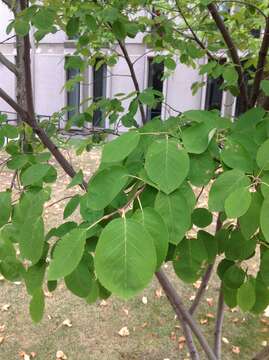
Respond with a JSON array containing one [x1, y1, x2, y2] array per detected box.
[[204, 76, 224, 111], [92, 62, 107, 126], [147, 58, 164, 121], [66, 67, 80, 121]]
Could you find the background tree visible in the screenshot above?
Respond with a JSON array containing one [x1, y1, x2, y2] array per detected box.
[[1, 1, 269, 359]]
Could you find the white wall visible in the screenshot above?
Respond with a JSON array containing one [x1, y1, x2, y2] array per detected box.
[[0, 2, 205, 126]]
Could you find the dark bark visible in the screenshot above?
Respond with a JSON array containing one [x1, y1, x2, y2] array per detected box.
[[214, 290, 225, 359], [117, 40, 147, 124], [251, 17, 269, 107], [156, 269, 217, 360], [207, 3, 249, 112]]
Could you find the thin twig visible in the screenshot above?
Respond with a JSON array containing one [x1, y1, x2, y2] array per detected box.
[[251, 17, 269, 106], [207, 3, 249, 112], [214, 290, 225, 359], [156, 269, 217, 360], [117, 40, 147, 124], [175, 1, 215, 61]]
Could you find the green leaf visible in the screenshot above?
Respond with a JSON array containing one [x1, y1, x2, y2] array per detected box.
[[188, 151, 215, 187], [66, 17, 80, 37], [95, 218, 156, 299], [7, 155, 28, 170], [48, 228, 86, 280], [221, 137, 253, 172], [223, 66, 238, 85], [112, 20, 127, 40], [208, 169, 250, 211], [261, 173, 269, 198], [198, 230, 217, 263], [80, 195, 104, 223], [182, 123, 216, 154], [133, 208, 169, 269], [223, 265, 245, 289], [252, 277, 269, 314], [87, 166, 128, 211], [257, 139, 269, 170], [24, 262, 46, 295], [192, 208, 213, 228], [223, 284, 237, 308], [224, 230, 256, 261], [67, 170, 84, 189], [101, 131, 140, 163], [155, 190, 191, 245], [64, 195, 80, 219], [224, 187, 251, 218], [65, 254, 94, 298], [19, 217, 45, 265], [33, 8, 55, 30], [139, 90, 156, 107], [14, 20, 30, 36], [21, 164, 51, 186], [164, 57, 176, 70], [260, 250, 269, 285], [1, 124, 19, 139], [173, 238, 207, 283], [29, 288, 45, 323], [237, 280, 256, 312], [145, 138, 189, 194], [0, 191, 11, 228], [261, 80, 269, 96], [239, 192, 263, 239], [260, 198, 269, 242]]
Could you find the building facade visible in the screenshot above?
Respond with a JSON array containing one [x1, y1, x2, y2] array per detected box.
[[0, 3, 239, 128]]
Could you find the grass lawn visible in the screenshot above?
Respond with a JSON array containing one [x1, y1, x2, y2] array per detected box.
[[0, 147, 268, 360]]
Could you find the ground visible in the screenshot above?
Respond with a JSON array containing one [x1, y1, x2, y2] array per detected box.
[[0, 147, 268, 360]]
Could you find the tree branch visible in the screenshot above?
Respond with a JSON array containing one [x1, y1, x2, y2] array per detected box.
[[175, 1, 215, 61], [207, 3, 249, 112], [214, 289, 225, 359], [251, 17, 269, 107], [0, 52, 18, 76], [0, 87, 87, 190], [156, 269, 217, 360], [117, 40, 147, 125]]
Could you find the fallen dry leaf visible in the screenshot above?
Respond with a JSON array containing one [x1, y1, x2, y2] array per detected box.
[[1, 304, 10, 311], [142, 296, 148, 305], [199, 318, 208, 325], [261, 318, 269, 325], [0, 336, 4, 345], [141, 322, 148, 328], [118, 326, 130, 337], [193, 280, 201, 289], [232, 346, 240, 354], [0, 324, 5, 333], [206, 298, 214, 307], [56, 350, 67, 359], [155, 288, 163, 298], [122, 308, 129, 316], [189, 295, 195, 301], [232, 317, 240, 323], [100, 300, 108, 307], [44, 290, 53, 298], [222, 337, 230, 344], [262, 341, 268, 347], [170, 331, 177, 341], [260, 327, 269, 333], [62, 319, 72, 328], [206, 313, 215, 319], [18, 351, 31, 360], [30, 352, 37, 358], [178, 336, 186, 344]]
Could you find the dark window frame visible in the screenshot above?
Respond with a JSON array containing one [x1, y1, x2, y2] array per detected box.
[[92, 60, 107, 127], [147, 57, 164, 121]]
